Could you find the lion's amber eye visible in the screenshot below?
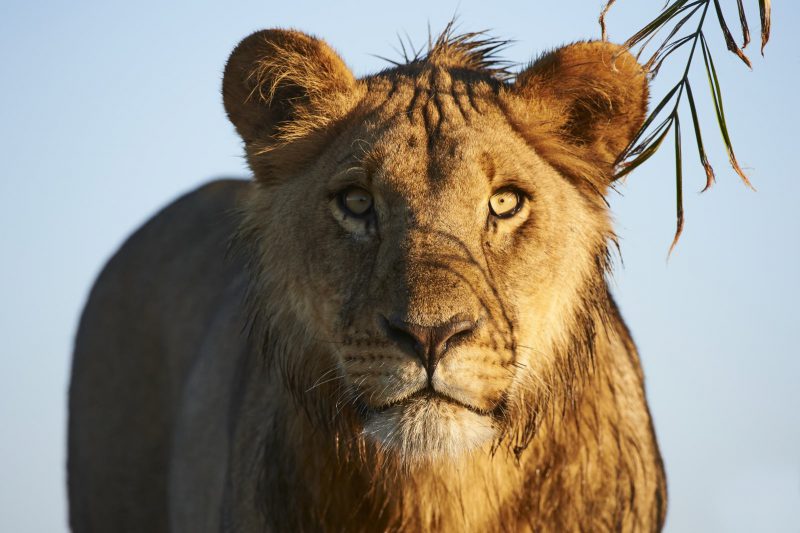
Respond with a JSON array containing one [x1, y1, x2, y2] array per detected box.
[[489, 189, 522, 218], [340, 187, 374, 217]]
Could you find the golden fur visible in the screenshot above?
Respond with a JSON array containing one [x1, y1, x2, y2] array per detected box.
[[69, 27, 665, 532]]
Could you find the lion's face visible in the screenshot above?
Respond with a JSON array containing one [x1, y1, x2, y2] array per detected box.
[[225, 31, 647, 462]]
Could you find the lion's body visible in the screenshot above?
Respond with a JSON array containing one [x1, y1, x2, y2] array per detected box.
[[69, 28, 667, 532], [68, 180, 249, 532]]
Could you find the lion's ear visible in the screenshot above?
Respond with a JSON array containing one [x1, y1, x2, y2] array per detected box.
[[510, 41, 648, 175], [223, 29, 358, 145]]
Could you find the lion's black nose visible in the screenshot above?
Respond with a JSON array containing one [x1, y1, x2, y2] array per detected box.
[[383, 315, 477, 376]]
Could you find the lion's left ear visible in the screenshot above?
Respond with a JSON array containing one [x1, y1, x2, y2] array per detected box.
[[508, 41, 648, 179]]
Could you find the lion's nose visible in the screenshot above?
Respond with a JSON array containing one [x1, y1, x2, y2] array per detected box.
[[383, 315, 477, 376]]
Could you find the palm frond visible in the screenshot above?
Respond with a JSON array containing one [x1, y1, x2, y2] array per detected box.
[[601, 0, 771, 250], [759, 0, 771, 54], [737, 0, 751, 49], [713, 0, 751, 68]]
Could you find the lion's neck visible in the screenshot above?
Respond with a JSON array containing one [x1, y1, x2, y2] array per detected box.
[[237, 306, 665, 532], [271, 409, 526, 531]]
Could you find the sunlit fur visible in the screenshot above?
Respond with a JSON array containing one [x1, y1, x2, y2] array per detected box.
[[69, 27, 667, 533]]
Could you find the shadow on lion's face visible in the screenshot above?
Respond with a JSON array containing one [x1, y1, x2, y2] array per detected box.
[[227, 31, 646, 464]]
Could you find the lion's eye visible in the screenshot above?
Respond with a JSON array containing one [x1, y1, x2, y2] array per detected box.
[[488, 189, 522, 218], [339, 187, 374, 217]]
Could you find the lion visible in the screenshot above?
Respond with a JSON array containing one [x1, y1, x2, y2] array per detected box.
[[68, 26, 667, 532]]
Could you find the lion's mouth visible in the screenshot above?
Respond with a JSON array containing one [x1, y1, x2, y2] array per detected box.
[[367, 387, 493, 417], [359, 386, 502, 458]]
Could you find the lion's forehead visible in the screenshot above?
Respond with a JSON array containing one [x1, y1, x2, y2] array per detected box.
[[346, 70, 525, 205], [363, 67, 503, 125]]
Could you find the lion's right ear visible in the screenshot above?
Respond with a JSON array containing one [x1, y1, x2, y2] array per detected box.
[[222, 29, 358, 146], [504, 42, 648, 191]]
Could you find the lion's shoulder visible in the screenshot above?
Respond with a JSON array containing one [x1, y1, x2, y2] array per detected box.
[[69, 178, 251, 532]]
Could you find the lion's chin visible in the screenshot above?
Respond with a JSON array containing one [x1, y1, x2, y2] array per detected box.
[[362, 397, 496, 463]]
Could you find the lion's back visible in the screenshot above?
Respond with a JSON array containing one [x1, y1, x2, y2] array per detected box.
[[68, 179, 249, 533]]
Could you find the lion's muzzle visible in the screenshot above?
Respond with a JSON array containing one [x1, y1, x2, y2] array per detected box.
[[337, 309, 515, 459]]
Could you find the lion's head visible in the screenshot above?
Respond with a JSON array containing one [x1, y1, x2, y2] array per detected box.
[[223, 28, 647, 464]]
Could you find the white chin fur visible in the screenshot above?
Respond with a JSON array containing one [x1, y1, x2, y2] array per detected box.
[[362, 398, 496, 463]]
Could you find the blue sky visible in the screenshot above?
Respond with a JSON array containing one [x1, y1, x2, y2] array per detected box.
[[1, 1, 798, 531]]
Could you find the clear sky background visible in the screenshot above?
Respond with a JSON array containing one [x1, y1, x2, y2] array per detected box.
[[1, 1, 797, 531]]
